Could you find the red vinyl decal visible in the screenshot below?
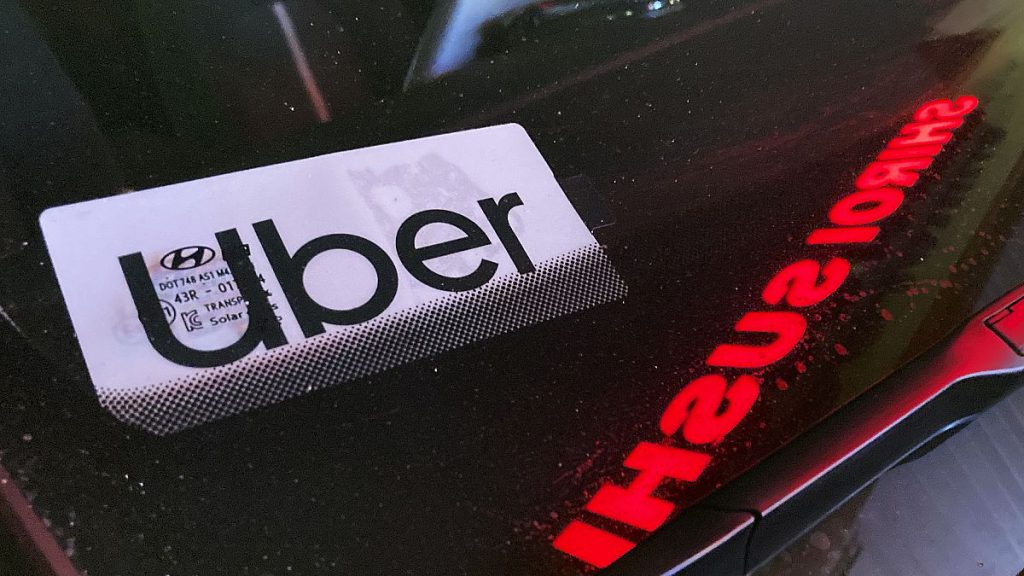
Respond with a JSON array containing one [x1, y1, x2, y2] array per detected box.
[[551, 95, 979, 568]]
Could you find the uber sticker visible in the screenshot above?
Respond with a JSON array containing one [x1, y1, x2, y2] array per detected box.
[[40, 124, 627, 434]]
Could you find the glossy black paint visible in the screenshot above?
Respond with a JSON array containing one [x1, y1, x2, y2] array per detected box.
[[2, 0, 1024, 574]]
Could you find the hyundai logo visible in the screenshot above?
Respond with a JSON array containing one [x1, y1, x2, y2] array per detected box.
[[160, 246, 217, 270]]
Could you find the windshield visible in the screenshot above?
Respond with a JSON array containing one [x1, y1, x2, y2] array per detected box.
[[3, 0, 1024, 574]]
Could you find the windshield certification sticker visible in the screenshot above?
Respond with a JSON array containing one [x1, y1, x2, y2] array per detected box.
[[41, 124, 627, 434]]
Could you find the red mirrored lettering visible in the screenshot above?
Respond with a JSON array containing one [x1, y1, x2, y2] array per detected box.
[[552, 95, 979, 570], [806, 226, 880, 245], [889, 120, 960, 148], [585, 442, 711, 531], [854, 158, 933, 189], [706, 311, 807, 369], [878, 143, 943, 160], [828, 188, 905, 226], [762, 257, 852, 307], [659, 374, 760, 444], [552, 521, 636, 568], [913, 96, 979, 122]]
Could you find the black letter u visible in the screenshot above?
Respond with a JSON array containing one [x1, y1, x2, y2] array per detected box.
[[119, 228, 288, 368]]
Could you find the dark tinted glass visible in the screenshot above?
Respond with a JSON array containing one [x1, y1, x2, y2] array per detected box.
[[2, 0, 1024, 573]]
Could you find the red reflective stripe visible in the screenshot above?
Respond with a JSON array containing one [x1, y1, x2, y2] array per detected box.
[[585, 442, 711, 531], [806, 226, 879, 245], [707, 311, 807, 369], [552, 521, 636, 568]]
